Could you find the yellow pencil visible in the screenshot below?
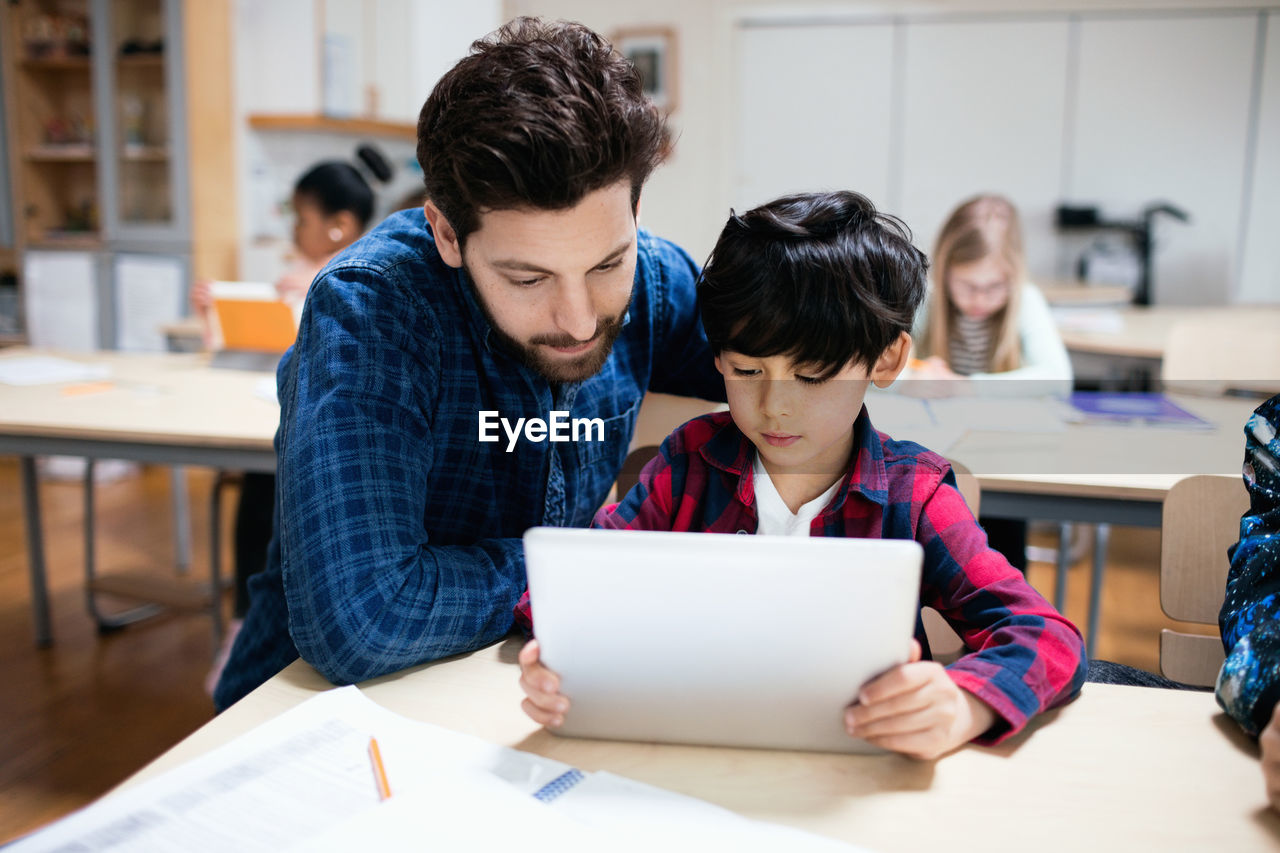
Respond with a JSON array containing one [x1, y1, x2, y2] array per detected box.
[[368, 736, 392, 801]]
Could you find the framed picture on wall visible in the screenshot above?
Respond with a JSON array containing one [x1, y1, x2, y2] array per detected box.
[[612, 27, 678, 114]]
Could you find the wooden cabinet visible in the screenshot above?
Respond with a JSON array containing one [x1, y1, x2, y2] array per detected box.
[[0, 0, 234, 349]]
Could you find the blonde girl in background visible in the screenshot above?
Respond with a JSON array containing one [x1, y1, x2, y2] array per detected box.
[[908, 194, 1072, 572], [910, 194, 1071, 385]]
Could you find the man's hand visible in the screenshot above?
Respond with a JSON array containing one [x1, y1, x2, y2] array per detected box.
[[518, 639, 569, 728], [1261, 703, 1280, 811], [845, 639, 997, 760]]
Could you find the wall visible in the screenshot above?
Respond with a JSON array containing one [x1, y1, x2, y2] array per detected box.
[[231, 0, 501, 281], [506, 0, 730, 262], [505, 0, 1280, 304]]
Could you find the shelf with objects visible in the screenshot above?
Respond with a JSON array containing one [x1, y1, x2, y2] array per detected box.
[[1, 0, 237, 642], [1, 0, 235, 352], [8, 2, 101, 249]]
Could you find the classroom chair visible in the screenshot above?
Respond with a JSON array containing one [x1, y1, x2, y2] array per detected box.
[[77, 459, 215, 640], [613, 445, 658, 502], [1159, 474, 1249, 687]]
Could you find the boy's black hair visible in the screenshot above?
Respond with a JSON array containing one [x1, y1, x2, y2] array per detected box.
[[293, 144, 392, 229], [698, 191, 928, 379]]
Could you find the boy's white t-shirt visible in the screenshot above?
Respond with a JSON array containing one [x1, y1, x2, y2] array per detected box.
[[751, 453, 844, 537]]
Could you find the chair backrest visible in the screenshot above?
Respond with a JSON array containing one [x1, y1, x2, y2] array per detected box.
[[1162, 316, 1280, 396], [922, 459, 981, 664], [610, 393, 726, 502], [630, 392, 727, 451], [1159, 474, 1249, 686], [614, 444, 660, 502]]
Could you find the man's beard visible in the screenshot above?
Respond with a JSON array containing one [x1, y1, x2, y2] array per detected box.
[[466, 266, 630, 384]]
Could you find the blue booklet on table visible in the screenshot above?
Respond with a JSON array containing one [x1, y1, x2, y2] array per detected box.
[[1068, 392, 1213, 429]]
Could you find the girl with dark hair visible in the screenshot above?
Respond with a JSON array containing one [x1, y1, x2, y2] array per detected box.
[[193, 144, 392, 336]]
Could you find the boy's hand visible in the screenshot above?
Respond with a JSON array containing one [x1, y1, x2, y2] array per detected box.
[[518, 639, 570, 728], [1261, 703, 1280, 812], [844, 639, 997, 760]]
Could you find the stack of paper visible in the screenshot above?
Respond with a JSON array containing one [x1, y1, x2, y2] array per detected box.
[[9, 687, 866, 852], [0, 355, 110, 386]]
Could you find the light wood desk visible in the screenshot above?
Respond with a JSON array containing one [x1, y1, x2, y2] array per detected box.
[[949, 394, 1256, 525], [1055, 304, 1280, 361], [1038, 282, 1132, 306], [120, 638, 1279, 851], [958, 394, 1257, 655], [868, 393, 1259, 655], [0, 347, 278, 646]]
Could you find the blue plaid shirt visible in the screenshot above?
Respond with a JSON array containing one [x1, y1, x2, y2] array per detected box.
[[214, 209, 722, 709]]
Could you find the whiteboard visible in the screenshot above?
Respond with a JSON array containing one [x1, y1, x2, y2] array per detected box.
[[1238, 12, 1280, 303], [733, 22, 896, 212], [1068, 13, 1258, 305], [899, 18, 1070, 280]]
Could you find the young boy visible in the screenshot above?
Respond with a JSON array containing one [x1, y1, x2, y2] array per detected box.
[[517, 191, 1086, 760]]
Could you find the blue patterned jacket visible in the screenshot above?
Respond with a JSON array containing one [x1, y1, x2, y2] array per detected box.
[[1217, 394, 1280, 735]]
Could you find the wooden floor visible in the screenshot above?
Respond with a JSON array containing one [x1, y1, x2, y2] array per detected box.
[[0, 458, 1215, 844]]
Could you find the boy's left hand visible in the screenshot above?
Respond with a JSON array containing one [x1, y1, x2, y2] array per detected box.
[[844, 639, 997, 760]]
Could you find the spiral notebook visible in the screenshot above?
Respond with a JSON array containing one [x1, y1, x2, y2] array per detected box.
[[1067, 392, 1212, 429]]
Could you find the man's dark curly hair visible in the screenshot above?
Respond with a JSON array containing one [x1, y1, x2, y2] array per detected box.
[[417, 17, 667, 243]]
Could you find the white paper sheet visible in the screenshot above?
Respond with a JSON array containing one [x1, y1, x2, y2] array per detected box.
[[0, 355, 110, 386], [554, 771, 866, 851], [114, 255, 185, 353], [926, 397, 1070, 434], [22, 250, 99, 351], [9, 687, 869, 852], [863, 392, 936, 432], [254, 376, 278, 404], [1051, 307, 1125, 334], [208, 280, 277, 301]]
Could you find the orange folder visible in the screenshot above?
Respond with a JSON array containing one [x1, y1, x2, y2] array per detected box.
[[209, 281, 299, 354]]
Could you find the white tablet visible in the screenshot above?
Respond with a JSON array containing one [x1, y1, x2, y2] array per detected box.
[[523, 527, 924, 754]]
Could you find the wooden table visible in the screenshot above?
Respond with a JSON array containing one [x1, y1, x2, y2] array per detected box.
[[957, 394, 1258, 655], [0, 347, 278, 646], [1055, 304, 1280, 361], [871, 392, 1260, 655], [119, 637, 1280, 852], [1038, 282, 1132, 306]]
